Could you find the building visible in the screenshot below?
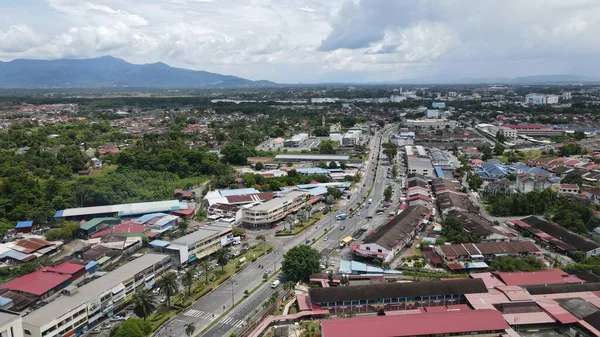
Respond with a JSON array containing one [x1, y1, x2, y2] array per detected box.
[[352, 205, 430, 262], [319, 309, 509, 337], [407, 157, 434, 176], [241, 191, 307, 227], [426, 109, 439, 118], [509, 216, 600, 257], [405, 119, 458, 129], [557, 184, 580, 195], [436, 189, 476, 215], [516, 173, 553, 193], [505, 124, 566, 137], [391, 132, 415, 146], [78, 218, 121, 238], [54, 200, 188, 221], [525, 93, 559, 105], [329, 133, 342, 142], [284, 133, 308, 147], [15, 221, 33, 234], [494, 126, 517, 139], [22, 254, 171, 337], [307, 278, 488, 314], [432, 102, 446, 109], [341, 132, 359, 146], [274, 154, 349, 163], [446, 210, 510, 242], [435, 241, 542, 263], [329, 122, 342, 133], [166, 221, 233, 265], [429, 148, 452, 168], [0, 310, 23, 337]]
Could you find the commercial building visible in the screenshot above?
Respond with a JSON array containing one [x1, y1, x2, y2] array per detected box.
[[54, 200, 189, 221], [525, 93, 559, 105], [352, 205, 431, 262], [432, 102, 446, 109], [407, 157, 434, 176], [435, 241, 542, 264], [505, 124, 566, 137], [0, 311, 23, 337], [166, 221, 233, 265], [22, 254, 171, 337], [274, 154, 350, 163], [284, 133, 308, 147], [509, 216, 600, 257], [320, 309, 509, 337], [307, 278, 488, 314], [203, 188, 276, 208], [404, 145, 427, 157], [405, 119, 458, 129], [241, 191, 307, 227], [429, 148, 452, 168], [391, 132, 414, 146], [341, 132, 359, 146], [426, 109, 439, 118], [78, 218, 121, 238], [445, 210, 510, 242]]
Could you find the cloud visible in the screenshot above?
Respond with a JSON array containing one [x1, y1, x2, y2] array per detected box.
[[0, 25, 45, 53]]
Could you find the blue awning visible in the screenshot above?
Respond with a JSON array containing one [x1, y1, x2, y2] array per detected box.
[[15, 221, 33, 229]]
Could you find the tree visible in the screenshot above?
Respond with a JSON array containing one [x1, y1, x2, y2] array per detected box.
[[184, 322, 196, 337], [221, 143, 252, 166], [178, 219, 190, 236], [232, 227, 246, 238], [493, 142, 505, 156], [327, 186, 343, 200], [254, 162, 264, 171], [57, 145, 88, 172], [479, 145, 493, 161], [319, 142, 336, 154], [490, 256, 545, 272], [468, 174, 484, 190], [382, 147, 397, 162], [391, 165, 398, 178], [256, 234, 266, 251], [328, 161, 338, 169], [199, 260, 212, 284], [383, 185, 393, 201], [182, 267, 197, 296], [442, 216, 478, 244], [158, 272, 179, 309], [573, 131, 586, 140], [281, 245, 321, 281], [215, 247, 230, 271], [114, 319, 152, 337], [132, 289, 156, 321], [495, 131, 506, 143], [376, 307, 386, 316]]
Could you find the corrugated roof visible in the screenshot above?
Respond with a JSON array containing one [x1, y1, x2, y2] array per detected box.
[[79, 217, 120, 231], [15, 221, 33, 229], [492, 269, 585, 287], [55, 200, 186, 218], [43, 262, 85, 275], [362, 205, 429, 248], [135, 213, 168, 224], [320, 309, 508, 337], [0, 270, 70, 296]]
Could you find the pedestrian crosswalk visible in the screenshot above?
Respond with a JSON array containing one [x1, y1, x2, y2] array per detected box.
[[219, 316, 245, 328], [183, 309, 216, 320]]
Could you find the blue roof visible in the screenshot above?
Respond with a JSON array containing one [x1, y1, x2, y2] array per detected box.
[[302, 186, 328, 196], [0, 250, 32, 261], [434, 166, 445, 178], [0, 297, 12, 306], [149, 240, 171, 248], [339, 260, 403, 275], [296, 167, 329, 175], [16, 220, 33, 229], [136, 213, 168, 224], [85, 261, 99, 270]]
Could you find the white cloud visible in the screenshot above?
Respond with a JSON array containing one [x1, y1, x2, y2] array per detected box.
[[1, 0, 600, 82]]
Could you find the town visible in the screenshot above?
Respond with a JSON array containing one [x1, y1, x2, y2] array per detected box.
[[2, 84, 600, 337]]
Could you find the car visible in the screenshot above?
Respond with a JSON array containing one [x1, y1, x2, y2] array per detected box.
[[357, 212, 361, 216], [152, 287, 161, 294], [323, 236, 328, 241], [110, 314, 128, 322], [99, 323, 111, 330], [320, 264, 326, 269], [340, 226, 345, 230], [160, 296, 167, 303]]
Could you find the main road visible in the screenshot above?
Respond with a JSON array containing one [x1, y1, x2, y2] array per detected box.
[[157, 126, 394, 337]]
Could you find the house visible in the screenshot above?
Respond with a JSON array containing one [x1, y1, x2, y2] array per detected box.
[[446, 210, 510, 242], [476, 162, 510, 180], [15, 221, 33, 234], [557, 184, 580, 195], [583, 188, 600, 205], [515, 173, 553, 193], [483, 179, 515, 196]]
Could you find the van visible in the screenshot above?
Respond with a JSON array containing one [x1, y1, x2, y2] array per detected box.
[[271, 280, 280, 288]]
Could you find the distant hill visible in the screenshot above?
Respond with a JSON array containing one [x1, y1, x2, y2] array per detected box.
[[0, 56, 277, 89]]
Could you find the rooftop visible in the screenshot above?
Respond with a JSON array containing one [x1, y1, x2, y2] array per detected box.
[[171, 222, 231, 246], [15, 221, 33, 229], [517, 216, 600, 252], [362, 205, 429, 249], [492, 269, 585, 286], [320, 309, 508, 337], [0, 270, 70, 296], [274, 154, 350, 161], [245, 191, 306, 212], [23, 254, 169, 327], [54, 200, 187, 218]]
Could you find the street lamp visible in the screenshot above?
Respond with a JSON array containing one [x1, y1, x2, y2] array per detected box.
[[230, 280, 237, 307]]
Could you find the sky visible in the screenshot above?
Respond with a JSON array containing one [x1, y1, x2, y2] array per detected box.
[[1, 0, 600, 83]]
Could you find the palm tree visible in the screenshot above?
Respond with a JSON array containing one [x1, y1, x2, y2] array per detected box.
[[199, 260, 211, 284], [158, 272, 179, 309], [215, 248, 229, 272], [184, 322, 196, 337], [182, 268, 197, 296], [283, 281, 295, 293], [132, 289, 155, 320], [256, 234, 266, 251]]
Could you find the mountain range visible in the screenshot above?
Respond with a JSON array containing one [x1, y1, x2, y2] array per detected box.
[[0, 56, 597, 88], [0, 56, 276, 89]]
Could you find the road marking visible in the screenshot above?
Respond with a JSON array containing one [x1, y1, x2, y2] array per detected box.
[[218, 316, 245, 327], [183, 309, 216, 321]]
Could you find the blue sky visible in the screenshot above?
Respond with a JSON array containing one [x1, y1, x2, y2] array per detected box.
[[1, 0, 600, 83]]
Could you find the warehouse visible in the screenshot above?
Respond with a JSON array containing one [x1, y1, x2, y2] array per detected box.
[[54, 200, 189, 220], [274, 154, 350, 162]]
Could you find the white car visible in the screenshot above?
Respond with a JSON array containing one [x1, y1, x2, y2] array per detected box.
[[323, 236, 328, 241], [160, 296, 167, 303]]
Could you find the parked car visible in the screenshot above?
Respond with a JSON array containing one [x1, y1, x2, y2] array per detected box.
[[323, 236, 328, 241]]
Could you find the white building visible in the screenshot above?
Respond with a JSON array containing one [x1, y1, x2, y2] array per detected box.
[[407, 157, 434, 176], [516, 174, 553, 193], [341, 132, 360, 146], [0, 311, 23, 337], [329, 133, 342, 142], [329, 122, 342, 133], [493, 126, 517, 139], [284, 133, 309, 148], [241, 191, 307, 227], [390, 95, 406, 103], [170, 222, 233, 263], [405, 119, 458, 129], [22, 254, 171, 337], [525, 93, 559, 105], [427, 109, 439, 118]]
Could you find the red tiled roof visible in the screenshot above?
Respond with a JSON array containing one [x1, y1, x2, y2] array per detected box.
[[492, 269, 585, 286], [0, 270, 70, 296], [43, 262, 85, 275], [320, 309, 509, 337], [225, 192, 276, 204]]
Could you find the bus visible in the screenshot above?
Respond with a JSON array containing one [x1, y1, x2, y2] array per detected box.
[[340, 236, 353, 247]]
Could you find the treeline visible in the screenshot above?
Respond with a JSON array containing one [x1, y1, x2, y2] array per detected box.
[[487, 189, 600, 234]]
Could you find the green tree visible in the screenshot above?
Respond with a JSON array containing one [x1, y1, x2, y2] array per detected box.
[[215, 247, 230, 271], [442, 216, 478, 244], [199, 260, 212, 284], [326, 186, 342, 200], [468, 174, 484, 190], [114, 319, 150, 337], [57, 145, 89, 172], [493, 142, 505, 156], [281, 245, 321, 281], [490, 256, 545, 272], [495, 131, 506, 143], [132, 289, 156, 321], [184, 322, 196, 337], [391, 165, 398, 178], [382, 147, 397, 162], [573, 131, 586, 140], [319, 142, 336, 154], [182, 267, 197, 296], [254, 162, 264, 171], [221, 143, 252, 166], [383, 185, 393, 201], [328, 161, 338, 169], [158, 272, 179, 309], [178, 219, 190, 236], [256, 234, 267, 251]]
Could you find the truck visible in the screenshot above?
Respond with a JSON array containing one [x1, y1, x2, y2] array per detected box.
[[368, 198, 373, 204], [340, 236, 353, 247], [335, 214, 347, 220]]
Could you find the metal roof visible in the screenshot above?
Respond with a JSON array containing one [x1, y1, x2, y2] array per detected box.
[[172, 222, 231, 247], [135, 213, 168, 224], [23, 254, 169, 328], [149, 240, 171, 248], [54, 200, 186, 218], [274, 154, 350, 161], [15, 221, 33, 229]]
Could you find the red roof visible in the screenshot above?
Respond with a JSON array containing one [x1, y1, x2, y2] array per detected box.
[[320, 309, 509, 337], [91, 222, 150, 238], [0, 270, 70, 296], [11, 238, 53, 254], [43, 262, 85, 275], [491, 269, 585, 286]]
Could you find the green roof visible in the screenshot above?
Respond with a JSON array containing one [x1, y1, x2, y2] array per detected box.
[[79, 217, 120, 231], [97, 256, 111, 265]]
